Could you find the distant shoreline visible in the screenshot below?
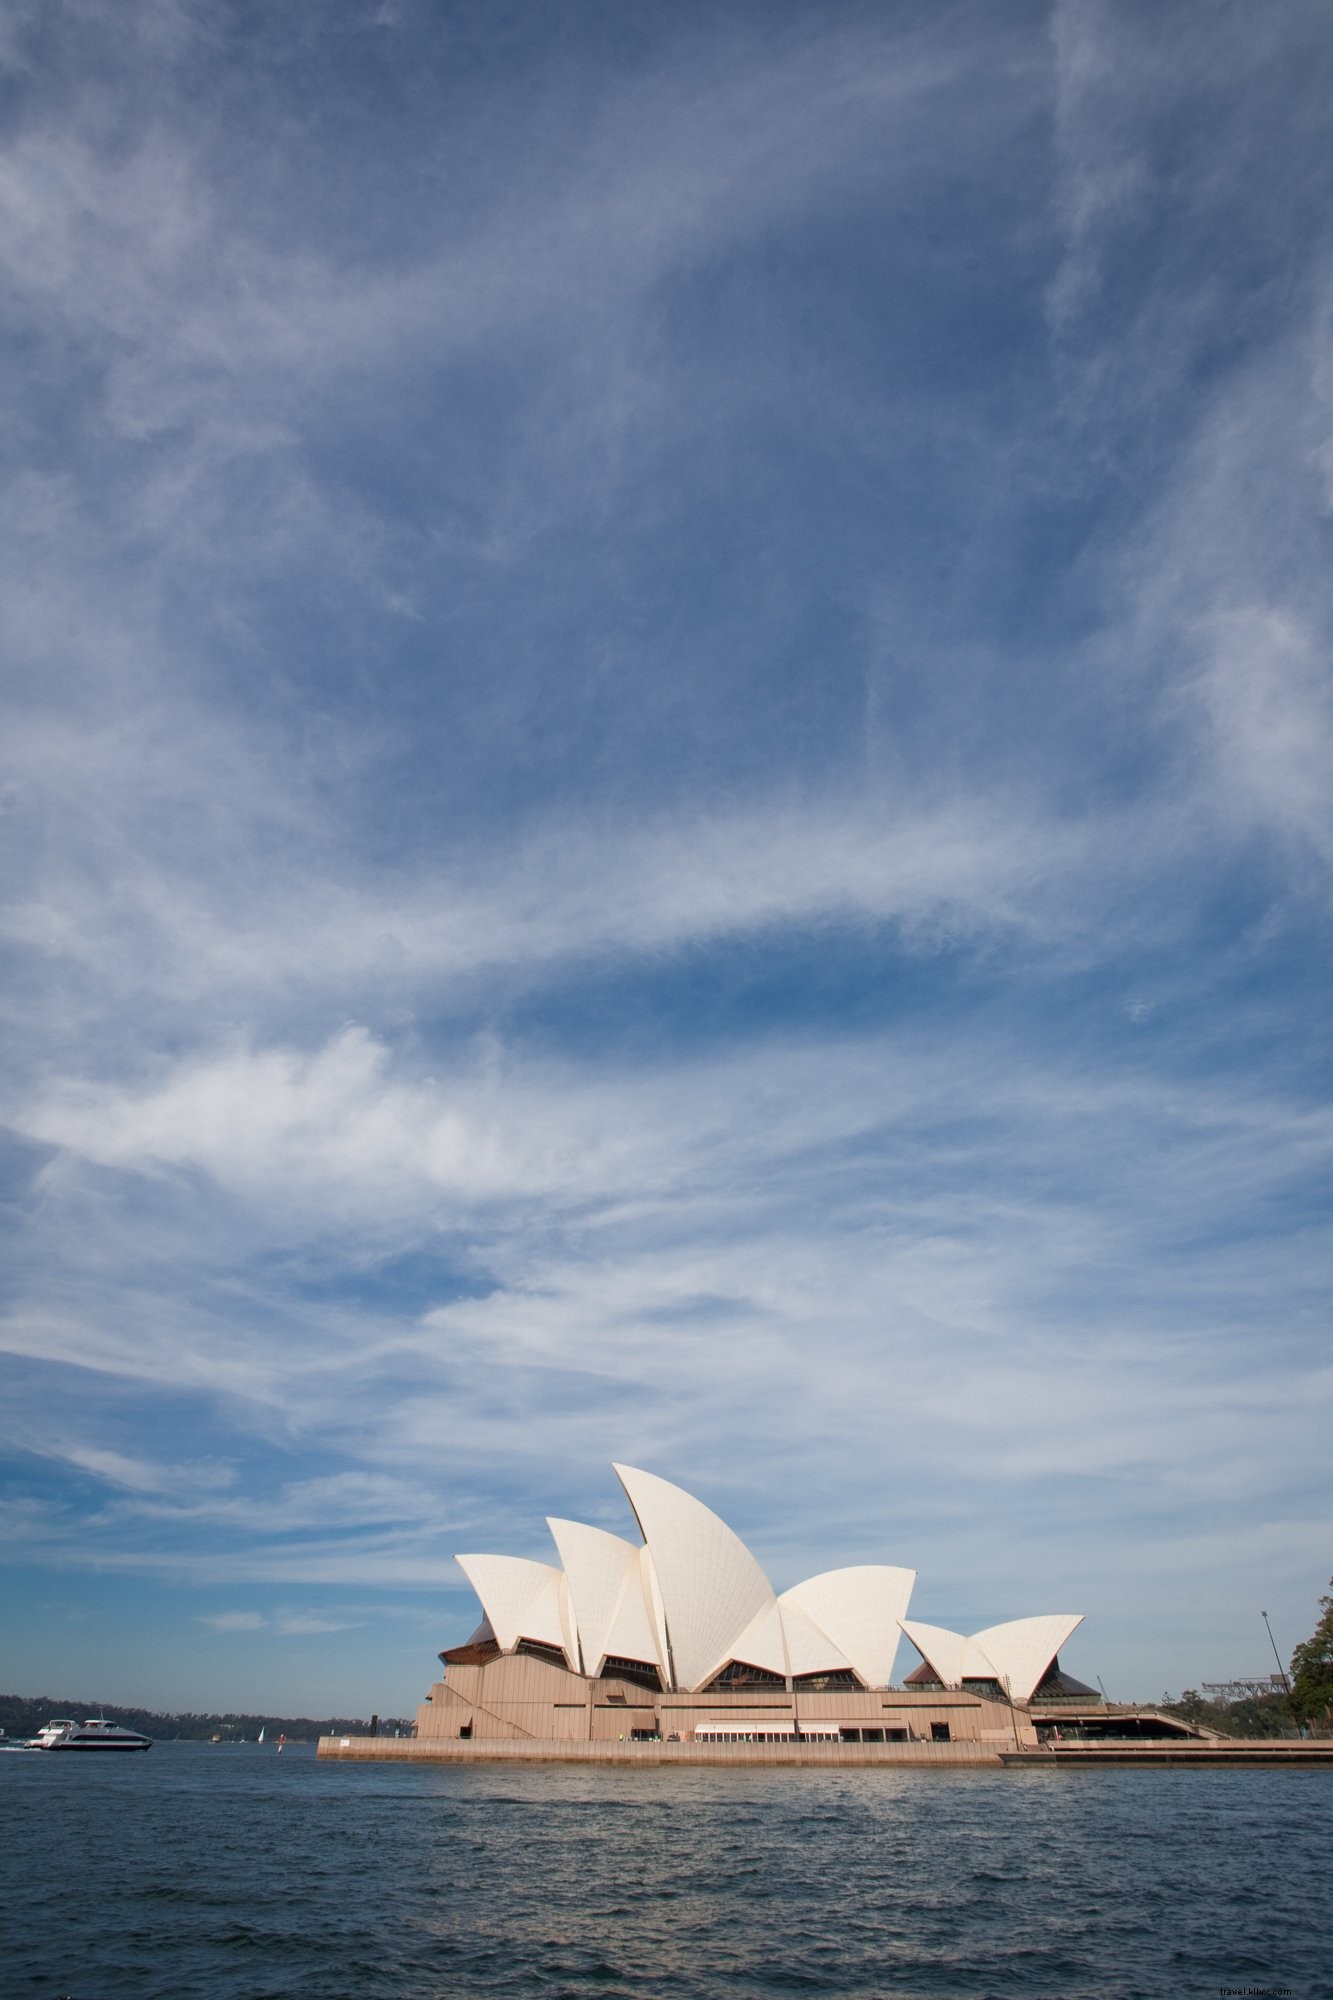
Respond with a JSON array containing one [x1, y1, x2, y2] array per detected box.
[[0, 1693, 410, 1745]]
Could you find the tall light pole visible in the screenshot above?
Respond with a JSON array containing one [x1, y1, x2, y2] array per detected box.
[[1260, 1611, 1291, 1694]]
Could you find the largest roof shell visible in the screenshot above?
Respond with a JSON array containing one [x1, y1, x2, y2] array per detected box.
[[613, 1463, 776, 1692]]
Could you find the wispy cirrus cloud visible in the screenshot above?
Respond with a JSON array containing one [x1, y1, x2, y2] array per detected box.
[[199, 1610, 266, 1633], [198, 1608, 359, 1635], [34, 1443, 237, 1499]]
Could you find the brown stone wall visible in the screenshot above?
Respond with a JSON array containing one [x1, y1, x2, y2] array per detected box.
[[322, 1735, 1009, 1767], [416, 1661, 1038, 1748]]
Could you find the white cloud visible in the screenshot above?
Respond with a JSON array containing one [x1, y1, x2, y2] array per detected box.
[[274, 1613, 361, 1636], [0, 785, 1078, 1041], [34, 1443, 237, 1497], [1188, 607, 1333, 865], [196, 1607, 360, 1635], [0, 12, 990, 493], [5, 1014, 1327, 1603], [1047, 0, 1156, 333]]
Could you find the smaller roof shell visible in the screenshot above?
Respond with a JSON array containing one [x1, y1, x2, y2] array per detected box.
[[454, 1554, 577, 1665], [546, 1517, 665, 1677], [898, 1619, 971, 1690], [972, 1615, 1084, 1702], [899, 1613, 1085, 1701], [780, 1566, 917, 1688], [775, 1598, 854, 1679], [711, 1599, 790, 1684]]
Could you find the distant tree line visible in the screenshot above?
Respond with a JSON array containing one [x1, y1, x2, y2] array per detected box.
[[0, 1694, 412, 1743], [1163, 1576, 1333, 1738], [1161, 1690, 1301, 1738], [1289, 1578, 1333, 1728]]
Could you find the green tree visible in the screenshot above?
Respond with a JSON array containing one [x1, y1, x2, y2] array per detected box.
[[1289, 1579, 1333, 1730]]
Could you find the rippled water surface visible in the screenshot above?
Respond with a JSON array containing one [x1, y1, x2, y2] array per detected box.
[[2, 1744, 1330, 1998]]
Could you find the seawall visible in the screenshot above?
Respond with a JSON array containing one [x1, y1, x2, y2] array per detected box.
[[318, 1735, 1333, 1769], [317, 1735, 1007, 1767], [1003, 1742, 1333, 1768]]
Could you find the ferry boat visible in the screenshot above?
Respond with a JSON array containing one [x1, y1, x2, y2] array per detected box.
[[29, 1717, 153, 1752]]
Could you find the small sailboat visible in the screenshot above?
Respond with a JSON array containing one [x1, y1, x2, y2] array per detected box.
[[258, 1727, 265, 1743]]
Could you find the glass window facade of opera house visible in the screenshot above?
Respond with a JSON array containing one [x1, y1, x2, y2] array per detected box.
[[413, 1465, 1125, 1750]]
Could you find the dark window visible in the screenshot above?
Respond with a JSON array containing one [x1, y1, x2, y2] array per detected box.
[[862, 1728, 885, 1743], [601, 1656, 664, 1693], [886, 1728, 908, 1742], [459, 1723, 472, 1740], [902, 1664, 944, 1689], [440, 1638, 500, 1668], [704, 1660, 787, 1691], [839, 1727, 862, 1742], [515, 1639, 569, 1669], [931, 1722, 951, 1742], [792, 1669, 862, 1691]]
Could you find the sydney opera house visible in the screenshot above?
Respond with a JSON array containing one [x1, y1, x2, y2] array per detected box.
[[415, 1465, 1097, 1751]]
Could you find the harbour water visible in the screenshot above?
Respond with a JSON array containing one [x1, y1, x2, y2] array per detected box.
[[2, 1741, 1329, 1998]]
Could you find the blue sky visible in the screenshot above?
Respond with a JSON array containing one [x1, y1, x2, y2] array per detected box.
[[2, 0, 1330, 1716]]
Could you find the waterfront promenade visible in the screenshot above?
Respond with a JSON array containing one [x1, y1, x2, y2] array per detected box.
[[318, 1733, 1333, 1768]]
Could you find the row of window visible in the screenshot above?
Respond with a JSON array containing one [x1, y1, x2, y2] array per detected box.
[[692, 1725, 944, 1744], [458, 1721, 954, 1744], [701, 1664, 865, 1693], [505, 1646, 966, 1703]]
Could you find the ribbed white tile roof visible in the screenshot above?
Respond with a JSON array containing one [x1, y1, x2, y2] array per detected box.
[[454, 1554, 576, 1663], [780, 1565, 916, 1689], [972, 1614, 1084, 1701], [614, 1546, 670, 1671], [546, 1517, 664, 1678], [614, 1463, 776, 1692], [451, 1466, 1083, 1699], [774, 1597, 853, 1679], [899, 1618, 971, 1690], [712, 1599, 789, 1684], [899, 1612, 1084, 1700]]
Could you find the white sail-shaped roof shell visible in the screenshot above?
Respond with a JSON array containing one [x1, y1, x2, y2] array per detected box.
[[779, 1566, 916, 1689], [614, 1464, 776, 1692], [775, 1597, 854, 1679], [711, 1599, 789, 1684], [899, 1619, 972, 1689], [546, 1518, 665, 1678], [971, 1614, 1084, 1702], [614, 1545, 670, 1672], [454, 1554, 577, 1665], [640, 1544, 672, 1673], [451, 1467, 1079, 1706], [900, 1613, 1084, 1700]]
